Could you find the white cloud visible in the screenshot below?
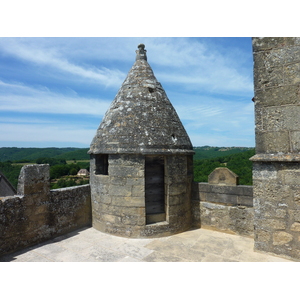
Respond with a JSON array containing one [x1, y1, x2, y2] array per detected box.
[[0, 80, 111, 116], [0, 38, 126, 88], [0, 37, 255, 147], [174, 96, 255, 147], [0, 37, 253, 95]]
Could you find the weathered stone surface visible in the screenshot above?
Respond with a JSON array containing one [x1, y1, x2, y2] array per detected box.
[[0, 165, 91, 257], [273, 232, 293, 246], [17, 164, 50, 196], [198, 202, 254, 237], [290, 222, 300, 231], [193, 182, 253, 207], [89, 45, 194, 156], [88, 45, 194, 238], [208, 167, 239, 186], [252, 37, 300, 260]]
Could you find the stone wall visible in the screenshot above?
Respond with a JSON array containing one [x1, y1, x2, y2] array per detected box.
[[252, 37, 300, 260], [192, 182, 254, 237], [90, 153, 193, 238], [252, 161, 300, 259], [0, 164, 91, 256]]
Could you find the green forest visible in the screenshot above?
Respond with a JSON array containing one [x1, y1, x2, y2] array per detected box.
[[193, 149, 255, 185], [0, 146, 255, 190]]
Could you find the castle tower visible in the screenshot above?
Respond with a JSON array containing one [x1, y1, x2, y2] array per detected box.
[[89, 44, 195, 238], [251, 37, 300, 260]]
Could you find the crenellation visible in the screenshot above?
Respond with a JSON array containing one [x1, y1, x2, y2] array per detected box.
[[0, 165, 91, 256]]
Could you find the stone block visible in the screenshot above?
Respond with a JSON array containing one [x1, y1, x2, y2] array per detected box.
[[255, 85, 300, 107], [252, 37, 286, 52], [100, 213, 121, 224], [206, 192, 238, 205], [109, 184, 132, 197], [290, 131, 300, 152], [228, 206, 254, 237], [169, 183, 187, 196], [273, 231, 293, 245], [110, 196, 144, 207], [168, 193, 187, 206], [255, 229, 271, 243], [285, 62, 300, 85], [126, 177, 144, 186], [255, 131, 290, 153], [131, 185, 144, 197], [208, 167, 239, 186], [17, 164, 50, 195], [237, 195, 253, 207], [284, 170, 300, 185], [253, 50, 283, 69], [290, 222, 300, 231], [236, 185, 253, 197], [197, 182, 211, 193], [254, 65, 284, 90], [264, 219, 286, 230], [109, 165, 143, 178]]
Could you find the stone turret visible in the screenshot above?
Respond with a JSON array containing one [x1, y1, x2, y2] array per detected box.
[[89, 44, 194, 238]]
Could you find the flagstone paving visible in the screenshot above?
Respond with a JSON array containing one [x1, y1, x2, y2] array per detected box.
[[0, 227, 294, 262]]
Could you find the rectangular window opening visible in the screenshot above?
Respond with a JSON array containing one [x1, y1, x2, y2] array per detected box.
[[95, 154, 109, 175]]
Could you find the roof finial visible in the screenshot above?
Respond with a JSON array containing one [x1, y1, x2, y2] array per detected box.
[[136, 43, 147, 61]]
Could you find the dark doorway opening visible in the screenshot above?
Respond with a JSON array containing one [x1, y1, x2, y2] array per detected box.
[[145, 156, 166, 224]]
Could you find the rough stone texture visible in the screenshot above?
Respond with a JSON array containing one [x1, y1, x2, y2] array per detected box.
[[253, 37, 300, 155], [208, 167, 239, 186], [89, 45, 194, 155], [89, 45, 194, 238], [192, 182, 254, 237], [0, 164, 91, 256], [90, 153, 193, 238], [252, 37, 300, 260]]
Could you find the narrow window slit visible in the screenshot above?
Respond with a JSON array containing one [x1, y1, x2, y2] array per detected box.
[[95, 154, 108, 175]]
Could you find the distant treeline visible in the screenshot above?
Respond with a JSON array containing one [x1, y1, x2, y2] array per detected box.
[[193, 146, 253, 160], [0, 147, 90, 162], [0, 157, 90, 190], [0, 146, 253, 163], [0, 162, 22, 190], [194, 149, 255, 185], [0, 146, 255, 189]]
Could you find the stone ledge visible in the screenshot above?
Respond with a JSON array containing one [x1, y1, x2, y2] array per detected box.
[[251, 153, 300, 162]]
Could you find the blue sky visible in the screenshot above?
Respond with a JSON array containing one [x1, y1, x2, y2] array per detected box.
[[0, 37, 254, 148]]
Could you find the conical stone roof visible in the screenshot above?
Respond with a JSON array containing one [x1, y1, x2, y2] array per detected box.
[[89, 44, 194, 155]]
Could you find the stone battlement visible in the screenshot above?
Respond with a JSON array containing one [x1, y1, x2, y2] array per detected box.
[[0, 164, 91, 256], [0, 164, 253, 256]]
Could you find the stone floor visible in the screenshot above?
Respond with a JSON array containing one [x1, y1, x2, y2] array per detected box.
[[0, 227, 294, 262]]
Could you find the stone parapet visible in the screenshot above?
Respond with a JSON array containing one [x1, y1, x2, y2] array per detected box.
[[192, 182, 254, 237], [0, 164, 91, 257]]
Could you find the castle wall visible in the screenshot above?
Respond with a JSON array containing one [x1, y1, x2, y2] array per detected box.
[[0, 164, 91, 256], [192, 183, 254, 237], [251, 37, 300, 260], [1, 163, 254, 256]]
